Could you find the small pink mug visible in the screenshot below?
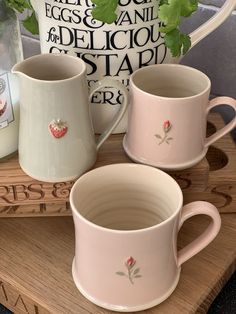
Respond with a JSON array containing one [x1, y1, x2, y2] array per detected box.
[[70, 164, 221, 312], [123, 64, 236, 170]]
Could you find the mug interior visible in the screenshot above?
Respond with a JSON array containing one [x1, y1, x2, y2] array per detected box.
[[131, 64, 210, 98], [70, 164, 183, 231], [14, 54, 86, 81]]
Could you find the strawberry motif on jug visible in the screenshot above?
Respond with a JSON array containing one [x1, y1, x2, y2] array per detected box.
[[49, 119, 68, 139]]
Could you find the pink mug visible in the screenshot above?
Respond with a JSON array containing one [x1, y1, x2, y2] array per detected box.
[[123, 64, 236, 170], [70, 164, 221, 312]]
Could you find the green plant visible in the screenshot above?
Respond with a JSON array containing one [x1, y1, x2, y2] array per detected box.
[[91, 0, 199, 57], [5, 0, 39, 34]]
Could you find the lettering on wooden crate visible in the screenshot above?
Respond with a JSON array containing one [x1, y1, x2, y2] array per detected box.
[[14, 294, 30, 313], [0, 184, 44, 204], [0, 182, 74, 205], [0, 281, 41, 314], [0, 202, 71, 215], [52, 182, 73, 198], [40, 203, 47, 213], [0, 205, 19, 214], [0, 281, 8, 301], [34, 305, 40, 314], [211, 185, 233, 208]]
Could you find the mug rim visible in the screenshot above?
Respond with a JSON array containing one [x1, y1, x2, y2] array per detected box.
[[12, 53, 87, 84], [130, 64, 211, 100], [70, 163, 183, 234]]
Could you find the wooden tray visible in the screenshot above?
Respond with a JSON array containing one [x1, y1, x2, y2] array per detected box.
[[0, 113, 235, 217]]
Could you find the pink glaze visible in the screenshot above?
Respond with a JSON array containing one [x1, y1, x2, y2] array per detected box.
[[70, 164, 221, 311], [124, 64, 236, 170]]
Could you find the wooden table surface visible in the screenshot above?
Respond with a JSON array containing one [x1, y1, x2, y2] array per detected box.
[[0, 213, 235, 314], [0, 113, 236, 313]]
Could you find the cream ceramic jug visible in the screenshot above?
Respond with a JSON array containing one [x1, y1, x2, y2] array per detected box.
[[30, 0, 236, 133], [12, 54, 128, 182]]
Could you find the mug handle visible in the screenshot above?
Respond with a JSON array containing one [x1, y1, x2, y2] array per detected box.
[[89, 78, 129, 150], [189, 0, 236, 50], [177, 201, 221, 267], [205, 96, 236, 148]]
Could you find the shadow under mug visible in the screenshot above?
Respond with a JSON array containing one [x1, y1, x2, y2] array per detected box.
[[70, 164, 221, 312], [123, 64, 236, 170]]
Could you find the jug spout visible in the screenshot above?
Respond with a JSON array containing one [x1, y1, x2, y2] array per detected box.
[[12, 60, 31, 80], [11, 55, 47, 81], [12, 63, 21, 75], [12, 53, 87, 83]]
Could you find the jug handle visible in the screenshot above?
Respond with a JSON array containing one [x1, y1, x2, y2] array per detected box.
[[30, 0, 38, 13], [89, 78, 129, 150], [189, 0, 236, 50]]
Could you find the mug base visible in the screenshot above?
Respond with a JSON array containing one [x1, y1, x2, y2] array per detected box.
[[72, 258, 181, 312], [123, 136, 208, 171]]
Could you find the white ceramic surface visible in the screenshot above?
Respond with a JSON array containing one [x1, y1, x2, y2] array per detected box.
[[30, 0, 236, 133], [70, 164, 221, 311]]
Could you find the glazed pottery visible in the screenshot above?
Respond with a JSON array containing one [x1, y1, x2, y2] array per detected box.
[[12, 54, 128, 182], [30, 0, 236, 133], [0, 2, 23, 159], [123, 64, 236, 170], [70, 163, 221, 312]]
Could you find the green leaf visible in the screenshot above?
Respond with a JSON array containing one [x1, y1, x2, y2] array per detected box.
[[181, 33, 191, 54], [160, 0, 169, 5], [116, 271, 126, 276], [91, 0, 118, 24], [164, 29, 191, 57], [164, 29, 182, 57], [22, 11, 39, 35], [181, 0, 198, 17], [7, 0, 31, 13], [155, 134, 162, 139], [133, 268, 140, 275], [4, 0, 39, 35], [159, 0, 198, 33], [134, 275, 142, 278], [159, 1, 181, 33]]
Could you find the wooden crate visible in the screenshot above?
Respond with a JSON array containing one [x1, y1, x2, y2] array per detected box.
[[0, 113, 235, 217], [182, 115, 236, 213]]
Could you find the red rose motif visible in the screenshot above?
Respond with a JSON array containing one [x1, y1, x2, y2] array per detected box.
[[126, 256, 136, 267], [163, 120, 171, 132], [155, 120, 173, 145], [116, 256, 142, 284]]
